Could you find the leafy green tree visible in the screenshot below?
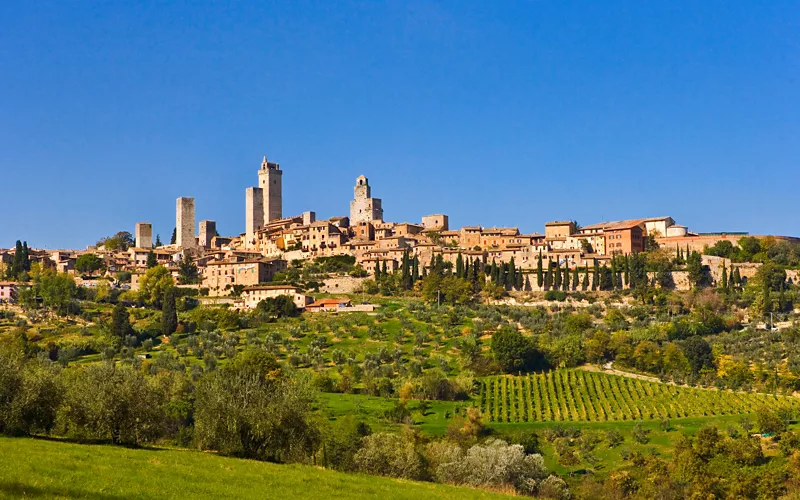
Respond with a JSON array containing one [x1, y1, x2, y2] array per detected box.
[[256, 295, 299, 319], [682, 337, 714, 375], [97, 231, 134, 251], [32, 270, 78, 315], [138, 265, 175, 308], [60, 364, 163, 445], [161, 287, 178, 335], [0, 349, 62, 436], [75, 254, 104, 276], [195, 350, 319, 462], [491, 327, 547, 373]]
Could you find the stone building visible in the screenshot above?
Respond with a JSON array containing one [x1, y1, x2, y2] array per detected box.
[[258, 156, 282, 223], [176, 197, 196, 249], [245, 186, 264, 247], [422, 214, 449, 231], [198, 220, 216, 249], [349, 175, 383, 224], [203, 258, 287, 294], [135, 222, 153, 249], [241, 284, 313, 310]]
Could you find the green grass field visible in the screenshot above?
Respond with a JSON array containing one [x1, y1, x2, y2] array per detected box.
[[479, 370, 800, 423], [0, 437, 513, 500]]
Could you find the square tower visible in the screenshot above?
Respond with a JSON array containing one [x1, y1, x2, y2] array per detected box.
[[176, 197, 196, 248], [198, 220, 216, 248], [245, 186, 264, 247], [135, 222, 153, 249], [258, 156, 282, 223]]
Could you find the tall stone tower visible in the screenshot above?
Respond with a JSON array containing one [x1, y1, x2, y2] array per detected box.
[[198, 220, 216, 248], [245, 186, 264, 246], [350, 175, 383, 224], [176, 197, 196, 248], [135, 222, 153, 249], [258, 156, 282, 223]]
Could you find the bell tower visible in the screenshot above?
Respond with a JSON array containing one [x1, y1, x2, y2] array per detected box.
[[258, 156, 282, 223]]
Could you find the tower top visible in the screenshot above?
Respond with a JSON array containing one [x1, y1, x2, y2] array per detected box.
[[261, 156, 280, 171]]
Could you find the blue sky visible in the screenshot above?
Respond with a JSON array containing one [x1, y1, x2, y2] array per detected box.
[[1, 1, 798, 249]]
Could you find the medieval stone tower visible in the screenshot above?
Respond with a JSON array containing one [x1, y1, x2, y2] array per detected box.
[[349, 175, 383, 224], [176, 197, 196, 248], [258, 156, 282, 223]]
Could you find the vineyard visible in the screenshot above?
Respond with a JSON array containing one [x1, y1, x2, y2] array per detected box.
[[479, 370, 800, 423]]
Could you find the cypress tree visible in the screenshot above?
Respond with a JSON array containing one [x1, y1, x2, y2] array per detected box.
[[516, 267, 524, 290], [170, 227, 177, 245], [162, 287, 178, 335], [611, 259, 618, 289], [456, 253, 464, 279], [21, 242, 30, 272], [572, 267, 579, 291], [508, 257, 516, 288], [582, 266, 589, 291], [382, 260, 388, 276], [490, 259, 497, 283], [110, 302, 132, 345], [155, 234, 162, 247], [412, 256, 420, 282], [563, 265, 570, 291], [592, 259, 599, 291], [374, 260, 382, 279], [733, 267, 741, 287], [10, 240, 23, 279], [624, 255, 630, 287], [472, 257, 480, 283], [146, 251, 157, 269], [537, 252, 544, 288], [721, 263, 728, 290], [554, 260, 562, 290]]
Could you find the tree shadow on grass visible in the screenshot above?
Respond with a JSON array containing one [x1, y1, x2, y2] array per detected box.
[[27, 434, 166, 452], [0, 481, 128, 500]]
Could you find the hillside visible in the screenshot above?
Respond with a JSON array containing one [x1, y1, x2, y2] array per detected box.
[[0, 437, 512, 500]]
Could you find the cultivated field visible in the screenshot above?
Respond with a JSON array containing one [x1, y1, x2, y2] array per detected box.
[[479, 370, 800, 423]]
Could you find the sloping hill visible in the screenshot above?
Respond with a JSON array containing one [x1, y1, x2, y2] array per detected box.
[[0, 437, 511, 500]]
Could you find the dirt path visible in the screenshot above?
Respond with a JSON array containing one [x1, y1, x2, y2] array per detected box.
[[577, 363, 661, 383]]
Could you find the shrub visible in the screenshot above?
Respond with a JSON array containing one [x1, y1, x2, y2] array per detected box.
[[435, 438, 549, 493], [354, 431, 426, 480]]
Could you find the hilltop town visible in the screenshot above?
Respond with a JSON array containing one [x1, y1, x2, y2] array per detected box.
[[1, 155, 797, 309]]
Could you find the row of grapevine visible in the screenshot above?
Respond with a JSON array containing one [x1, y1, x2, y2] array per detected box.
[[479, 370, 800, 423]]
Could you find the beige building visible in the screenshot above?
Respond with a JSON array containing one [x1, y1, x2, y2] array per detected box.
[[241, 285, 313, 310], [421, 214, 449, 231], [203, 258, 286, 293]]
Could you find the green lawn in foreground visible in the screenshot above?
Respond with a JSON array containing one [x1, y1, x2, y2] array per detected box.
[[0, 437, 512, 500]]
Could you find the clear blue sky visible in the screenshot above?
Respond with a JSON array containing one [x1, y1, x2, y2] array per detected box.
[[1, 1, 798, 249]]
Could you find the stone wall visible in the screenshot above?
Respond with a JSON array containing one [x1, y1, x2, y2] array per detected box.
[[320, 276, 365, 294]]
